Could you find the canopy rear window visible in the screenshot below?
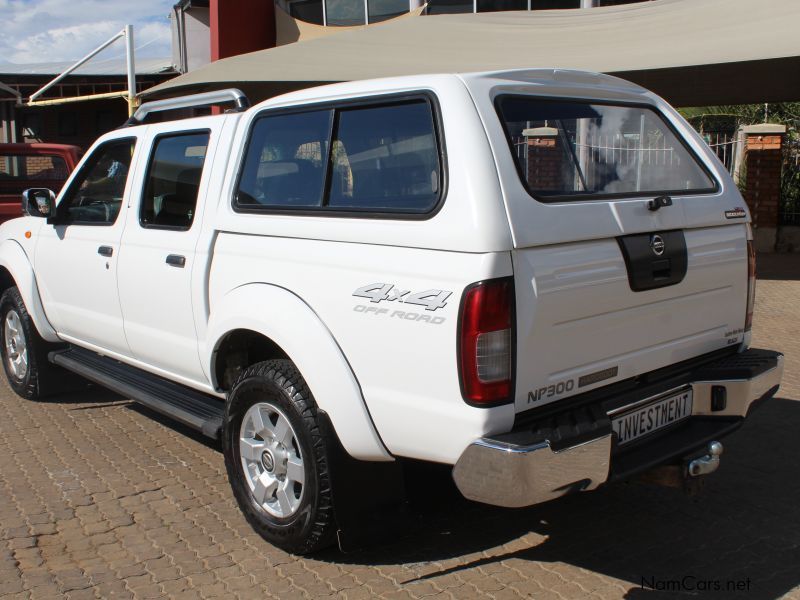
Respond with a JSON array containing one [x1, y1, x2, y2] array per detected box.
[[496, 96, 717, 201]]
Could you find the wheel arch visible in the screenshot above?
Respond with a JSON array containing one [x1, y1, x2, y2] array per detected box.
[[205, 283, 392, 462], [0, 240, 59, 342]]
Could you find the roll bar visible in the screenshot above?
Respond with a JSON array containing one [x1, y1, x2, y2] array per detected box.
[[125, 88, 250, 126]]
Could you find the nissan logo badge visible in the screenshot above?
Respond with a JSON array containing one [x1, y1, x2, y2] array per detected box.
[[651, 234, 665, 256]]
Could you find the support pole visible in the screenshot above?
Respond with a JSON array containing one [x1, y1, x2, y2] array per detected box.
[[125, 25, 138, 117], [29, 30, 125, 103]]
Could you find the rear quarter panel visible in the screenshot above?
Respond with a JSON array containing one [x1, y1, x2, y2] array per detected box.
[[209, 235, 515, 464]]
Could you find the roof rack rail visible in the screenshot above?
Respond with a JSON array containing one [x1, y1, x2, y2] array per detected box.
[[124, 88, 250, 126]]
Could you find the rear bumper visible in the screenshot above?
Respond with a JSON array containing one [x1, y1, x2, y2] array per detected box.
[[452, 348, 783, 508]]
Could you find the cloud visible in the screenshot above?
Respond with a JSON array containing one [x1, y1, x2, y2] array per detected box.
[[0, 0, 174, 64]]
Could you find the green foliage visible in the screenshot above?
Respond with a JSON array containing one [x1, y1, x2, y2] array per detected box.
[[680, 103, 800, 225]]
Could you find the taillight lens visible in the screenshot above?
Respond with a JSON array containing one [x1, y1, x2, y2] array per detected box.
[[745, 239, 756, 332], [458, 278, 514, 406]]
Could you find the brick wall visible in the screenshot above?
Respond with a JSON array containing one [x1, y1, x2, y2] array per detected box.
[[740, 124, 786, 252], [525, 128, 563, 192]]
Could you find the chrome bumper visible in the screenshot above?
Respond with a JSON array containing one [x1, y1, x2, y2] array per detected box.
[[452, 353, 783, 508], [691, 353, 783, 417]]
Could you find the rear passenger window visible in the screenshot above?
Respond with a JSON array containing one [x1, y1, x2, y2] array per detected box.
[[327, 102, 440, 212], [234, 97, 442, 216], [236, 110, 331, 209], [141, 131, 210, 230]]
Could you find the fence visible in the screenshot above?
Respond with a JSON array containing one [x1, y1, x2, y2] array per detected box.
[[512, 127, 800, 230], [781, 138, 800, 226], [512, 129, 741, 190], [701, 131, 740, 176]]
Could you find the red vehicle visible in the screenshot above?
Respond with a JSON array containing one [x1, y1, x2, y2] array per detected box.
[[0, 143, 81, 224]]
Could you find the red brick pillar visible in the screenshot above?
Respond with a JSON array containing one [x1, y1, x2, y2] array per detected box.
[[740, 124, 786, 252], [525, 127, 562, 192]]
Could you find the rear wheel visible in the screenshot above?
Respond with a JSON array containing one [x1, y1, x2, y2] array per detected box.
[[223, 360, 337, 554], [0, 286, 63, 400]]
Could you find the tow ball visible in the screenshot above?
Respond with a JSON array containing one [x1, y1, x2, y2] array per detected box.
[[687, 441, 723, 477], [637, 441, 724, 493]]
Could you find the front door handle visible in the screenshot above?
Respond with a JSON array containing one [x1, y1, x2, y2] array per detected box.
[[166, 254, 186, 268], [98, 246, 113, 257]]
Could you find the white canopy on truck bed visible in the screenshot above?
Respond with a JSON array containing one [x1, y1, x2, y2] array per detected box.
[[142, 0, 800, 106]]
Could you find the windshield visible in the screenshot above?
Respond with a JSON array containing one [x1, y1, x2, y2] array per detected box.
[[496, 96, 716, 200]]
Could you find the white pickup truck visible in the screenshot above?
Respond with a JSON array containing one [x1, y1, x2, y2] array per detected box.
[[1, 69, 783, 554]]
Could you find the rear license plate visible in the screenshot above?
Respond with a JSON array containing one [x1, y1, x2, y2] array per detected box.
[[612, 389, 693, 446]]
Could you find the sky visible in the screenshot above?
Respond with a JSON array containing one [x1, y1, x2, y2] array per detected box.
[[0, 0, 174, 65]]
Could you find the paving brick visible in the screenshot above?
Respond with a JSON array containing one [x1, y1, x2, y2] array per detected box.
[[0, 254, 798, 599]]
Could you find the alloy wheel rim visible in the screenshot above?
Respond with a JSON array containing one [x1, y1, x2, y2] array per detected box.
[[4, 310, 27, 380], [239, 402, 305, 518]]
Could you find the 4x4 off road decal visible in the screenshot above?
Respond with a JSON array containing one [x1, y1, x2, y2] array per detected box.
[[353, 283, 452, 311]]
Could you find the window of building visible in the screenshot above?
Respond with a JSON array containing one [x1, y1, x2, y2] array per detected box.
[[368, 0, 409, 22], [531, 0, 580, 7], [426, 0, 473, 14], [57, 139, 136, 225], [477, 0, 527, 10], [285, 0, 325, 24], [235, 97, 443, 216], [140, 131, 210, 230], [325, 0, 365, 25]]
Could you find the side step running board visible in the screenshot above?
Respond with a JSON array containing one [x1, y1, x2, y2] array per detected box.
[[50, 347, 224, 439]]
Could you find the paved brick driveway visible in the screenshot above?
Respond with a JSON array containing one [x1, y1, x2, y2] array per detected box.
[[1, 255, 799, 600]]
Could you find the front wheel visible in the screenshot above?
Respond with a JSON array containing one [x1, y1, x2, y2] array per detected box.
[[222, 360, 337, 554], [0, 286, 62, 400]]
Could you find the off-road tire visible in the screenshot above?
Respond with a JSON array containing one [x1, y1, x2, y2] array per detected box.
[[0, 286, 66, 400], [223, 359, 337, 554]]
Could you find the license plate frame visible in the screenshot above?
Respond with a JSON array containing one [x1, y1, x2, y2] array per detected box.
[[612, 388, 693, 446]]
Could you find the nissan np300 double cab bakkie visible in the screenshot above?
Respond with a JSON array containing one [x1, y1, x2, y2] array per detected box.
[[0, 70, 783, 554]]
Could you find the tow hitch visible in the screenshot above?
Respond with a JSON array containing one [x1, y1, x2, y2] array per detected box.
[[687, 441, 723, 477], [637, 441, 724, 493]]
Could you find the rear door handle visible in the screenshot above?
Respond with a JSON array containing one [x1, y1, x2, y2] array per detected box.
[[166, 254, 186, 268], [98, 246, 113, 257]]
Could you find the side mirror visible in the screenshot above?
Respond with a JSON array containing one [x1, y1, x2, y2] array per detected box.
[[21, 188, 55, 218]]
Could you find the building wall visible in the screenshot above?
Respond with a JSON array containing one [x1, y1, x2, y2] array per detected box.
[[211, 0, 276, 61], [171, 4, 212, 73], [14, 99, 127, 151]]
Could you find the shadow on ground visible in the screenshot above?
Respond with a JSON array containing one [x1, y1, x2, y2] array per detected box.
[[756, 253, 800, 281], [55, 381, 800, 598], [323, 396, 800, 600]]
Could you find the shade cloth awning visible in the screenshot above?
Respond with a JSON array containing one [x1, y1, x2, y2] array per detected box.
[[143, 0, 800, 106]]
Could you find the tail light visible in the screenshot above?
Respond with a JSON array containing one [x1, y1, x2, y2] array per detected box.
[[745, 239, 756, 332], [458, 277, 515, 406]]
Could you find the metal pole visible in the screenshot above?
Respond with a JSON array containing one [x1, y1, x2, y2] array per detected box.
[[636, 113, 645, 192], [29, 30, 125, 102], [125, 25, 137, 117]]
